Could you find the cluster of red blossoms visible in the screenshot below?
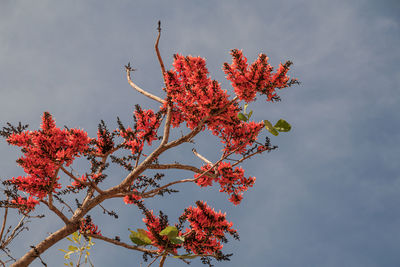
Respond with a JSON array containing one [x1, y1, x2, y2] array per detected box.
[[123, 189, 142, 204], [142, 210, 176, 252], [79, 216, 101, 236], [195, 162, 256, 205], [141, 201, 237, 257], [10, 196, 39, 212], [6, 112, 91, 211], [223, 49, 293, 102], [183, 201, 238, 255], [95, 125, 114, 155], [164, 52, 289, 155], [118, 107, 161, 155], [164, 54, 239, 130]]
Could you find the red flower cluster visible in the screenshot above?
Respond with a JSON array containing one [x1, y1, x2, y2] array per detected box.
[[119, 108, 160, 155], [195, 162, 256, 205], [123, 189, 142, 204], [182, 201, 238, 255], [6, 112, 90, 206], [79, 216, 101, 235], [223, 49, 293, 102], [95, 127, 114, 155], [11, 196, 39, 212], [142, 210, 172, 252], [164, 54, 239, 130], [219, 121, 264, 154], [164, 54, 264, 154]]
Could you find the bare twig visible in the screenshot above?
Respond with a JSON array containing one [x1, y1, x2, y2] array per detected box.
[[155, 20, 166, 79], [125, 64, 165, 104], [143, 134, 254, 198], [86, 234, 158, 254], [147, 254, 160, 267], [0, 201, 8, 241], [231, 149, 265, 168], [60, 166, 104, 195], [147, 163, 217, 178], [1, 216, 28, 249], [192, 148, 212, 165], [40, 200, 69, 225], [53, 195, 74, 214], [159, 254, 167, 267]]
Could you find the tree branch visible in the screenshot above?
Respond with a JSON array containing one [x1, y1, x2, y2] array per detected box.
[[147, 163, 217, 178], [86, 233, 158, 254], [60, 166, 104, 195], [192, 148, 212, 165], [155, 20, 166, 79], [10, 223, 79, 267], [0, 202, 8, 242], [40, 200, 69, 225], [125, 65, 165, 104]]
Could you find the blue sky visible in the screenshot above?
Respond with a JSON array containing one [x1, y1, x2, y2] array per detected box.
[[0, 1, 399, 266]]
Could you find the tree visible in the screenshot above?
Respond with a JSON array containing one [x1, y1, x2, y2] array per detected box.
[[0, 22, 298, 267]]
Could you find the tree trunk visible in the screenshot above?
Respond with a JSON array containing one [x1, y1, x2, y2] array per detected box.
[[11, 223, 77, 267]]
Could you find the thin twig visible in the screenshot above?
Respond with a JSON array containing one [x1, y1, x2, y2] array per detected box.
[[125, 65, 165, 104], [155, 20, 166, 79], [231, 149, 265, 168], [159, 254, 167, 267], [53, 194, 74, 214], [147, 254, 160, 267], [192, 148, 212, 165], [143, 135, 254, 198], [147, 163, 217, 178], [0, 200, 9, 241], [61, 166, 104, 195], [86, 234, 158, 254], [2, 216, 27, 249], [40, 200, 69, 224]]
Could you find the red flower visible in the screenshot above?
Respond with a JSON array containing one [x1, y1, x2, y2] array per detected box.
[[11, 196, 39, 212], [118, 107, 161, 155], [6, 112, 90, 202], [123, 190, 142, 204], [195, 162, 256, 205], [182, 201, 238, 255], [164, 54, 264, 154], [79, 216, 101, 235], [223, 49, 293, 102]]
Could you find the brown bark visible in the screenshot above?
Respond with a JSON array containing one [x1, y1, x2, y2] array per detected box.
[[10, 223, 78, 267]]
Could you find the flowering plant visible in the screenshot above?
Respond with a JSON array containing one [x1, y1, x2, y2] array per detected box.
[[0, 22, 297, 266]]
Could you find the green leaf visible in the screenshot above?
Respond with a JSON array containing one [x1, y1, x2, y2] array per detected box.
[[72, 232, 79, 243], [68, 245, 78, 252], [237, 113, 248, 121], [58, 249, 67, 253], [170, 236, 185, 244], [274, 119, 291, 132], [173, 254, 197, 259], [244, 104, 248, 114], [66, 237, 73, 242], [137, 229, 149, 239], [264, 120, 279, 136], [247, 110, 253, 119], [64, 251, 73, 259], [129, 229, 152, 246], [159, 226, 179, 239]]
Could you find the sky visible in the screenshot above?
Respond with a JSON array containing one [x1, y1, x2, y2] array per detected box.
[[0, 0, 399, 266]]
